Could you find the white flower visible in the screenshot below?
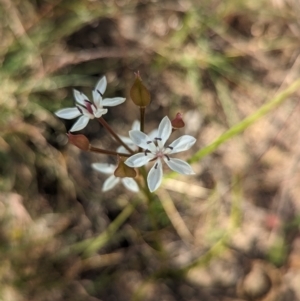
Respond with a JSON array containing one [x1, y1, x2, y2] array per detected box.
[[117, 120, 158, 154], [125, 116, 196, 192], [92, 163, 139, 192], [55, 76, 126, 132]]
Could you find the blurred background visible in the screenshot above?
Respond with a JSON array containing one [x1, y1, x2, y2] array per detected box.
[[1, 0, 300, 300]]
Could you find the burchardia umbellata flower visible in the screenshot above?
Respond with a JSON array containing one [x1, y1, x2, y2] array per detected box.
[[125, 116, 196, 192], [55, 76, 125, 132]]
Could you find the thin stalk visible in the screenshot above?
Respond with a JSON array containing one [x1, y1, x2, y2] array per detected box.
[[140, 107, 145, 133], [189, 78, 300, 164], [89, 146, 131, 157], [98, 117, 134, 154]]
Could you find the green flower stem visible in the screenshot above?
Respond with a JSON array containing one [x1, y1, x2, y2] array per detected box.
[[98, 117, 134, 154], [89, 146, 131, 157], [189, 78, 300, 164]]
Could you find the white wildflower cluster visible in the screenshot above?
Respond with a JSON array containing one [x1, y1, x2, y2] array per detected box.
[[55, 75, 196, 193]]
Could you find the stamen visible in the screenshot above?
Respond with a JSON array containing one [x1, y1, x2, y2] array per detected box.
[[155, 162, 158, 169], [155, 137, 162, 141], [164, 154, 170, 161], [147, 141, 152, 144], [167, 146, 173, 150], [77, 106, 83, 114], [144, 149, 150, 156], [84, 100, 94, 114], [97, 89, 103, 97]]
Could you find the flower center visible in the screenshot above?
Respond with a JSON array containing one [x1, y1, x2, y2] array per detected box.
[[84, 100, 95, 115], [155, 149, 165, 158]]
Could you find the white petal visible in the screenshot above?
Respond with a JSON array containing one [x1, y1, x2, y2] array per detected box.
[[92, 90, 102, 108], [102, 175, 119, 192], [93, 108, 108, 118], [101, 97, 126, 107], [77, 105, 94, 118], [73, 89, 89, 106], [117, 140, 137, 153], [129, 130, 156, 151], [116, 146, 130, 154], [147, 160, 163, 192], [125, 153, 153, 168], [157, 116, 172, 148], [164, 157, 195, 175], [148, 129, 158, 140], [55, 107, 81, 119], [92, 163, 115, 174], [168, 135, 196, 154], [122, 178, 139, 192], [118, 136, 134, 145], [95, 76, 107, 96], [69, 115, 90, 132], [131, 120, 140, 131]]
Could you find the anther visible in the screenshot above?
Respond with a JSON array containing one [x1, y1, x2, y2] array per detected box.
[[84, 100, 94, 114]]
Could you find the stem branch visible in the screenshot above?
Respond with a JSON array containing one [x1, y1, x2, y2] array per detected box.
[[89, 146, 131, 157], [98, 117, 134, 154]]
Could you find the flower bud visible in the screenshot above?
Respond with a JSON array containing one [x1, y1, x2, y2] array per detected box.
[[130, 72, 151, 107], [171, 112, 185, 129], [114, 156, 137, 178], [67, 133, 90, 151]]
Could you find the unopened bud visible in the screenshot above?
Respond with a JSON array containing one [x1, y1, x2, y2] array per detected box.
[[171, 112, 185, 129], [67, 133, 90, 151], [114, 157, 137, 178], [130, 72, 151, 107]]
